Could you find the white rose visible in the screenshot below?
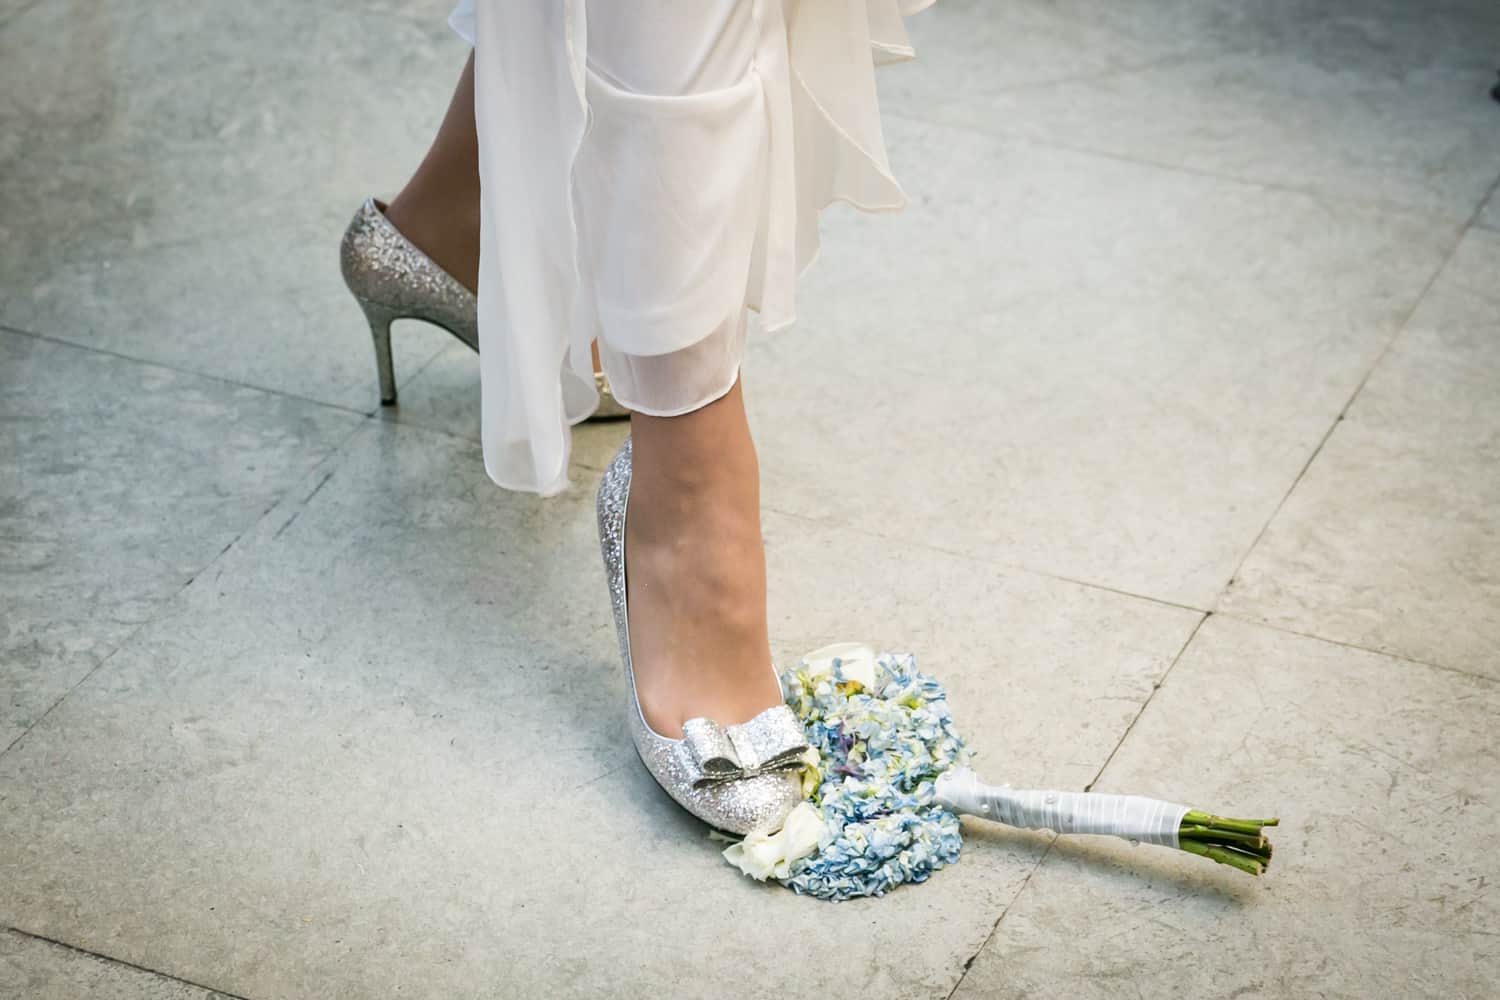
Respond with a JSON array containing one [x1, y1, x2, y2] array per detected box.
[[721, 801, 825, 881]]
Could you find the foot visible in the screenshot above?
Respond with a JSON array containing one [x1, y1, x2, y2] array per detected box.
[[624, 384, 783, 737], [382, 197, 481, 295]]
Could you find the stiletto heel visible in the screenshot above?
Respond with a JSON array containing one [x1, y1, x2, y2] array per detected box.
[[597, 438, 805, 836], [358, 299, 400, 405]]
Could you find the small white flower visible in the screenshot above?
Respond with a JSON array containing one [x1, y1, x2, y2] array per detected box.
[[721, 801, 825, 881]]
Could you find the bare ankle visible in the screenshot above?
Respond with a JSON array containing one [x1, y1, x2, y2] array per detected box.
[[617, 379, 780, 731]]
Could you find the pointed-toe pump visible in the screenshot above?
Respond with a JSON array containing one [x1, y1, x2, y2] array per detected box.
[[339, 197, 475, 406], [596, 439, 806, 836], [339, 196, 629, 419]]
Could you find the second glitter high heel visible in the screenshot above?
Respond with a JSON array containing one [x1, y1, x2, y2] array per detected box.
[[339, 197, 476, 405], [597, 438, 807, 836], [338, 196, 629, 418]]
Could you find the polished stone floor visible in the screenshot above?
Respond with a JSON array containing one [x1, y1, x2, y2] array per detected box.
[[3, 1, 1498, 997]]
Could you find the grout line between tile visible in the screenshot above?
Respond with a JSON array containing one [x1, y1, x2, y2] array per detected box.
[[763, 502, 1211, 615], [943, 611, 1208, 999], [1210, 169, 1500, 614], [0, 0, 45, 31], [1470, 166, 1500, 232], [953, 47, 1212, 98], [3, 927, 253, 1000], [0, 322, 375, 419], [943, 836, 1059, 1000], [1210, 612, 1500, 689], [1082, 612, 1210, 793], [882, 108, 1481, 225], [377, 408, 480, 448], [768, 501, 1500, 687], [971, 559, 1206, 615], [391, 336, 461, 395], [1, 626, 136, 760], [0, 417, 371, 761]]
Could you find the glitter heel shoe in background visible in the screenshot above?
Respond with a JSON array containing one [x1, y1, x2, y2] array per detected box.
[[338, 197, 628, 417], [339, 197, 476, 405]]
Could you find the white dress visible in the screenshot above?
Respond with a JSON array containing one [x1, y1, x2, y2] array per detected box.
[[448, 0, 929, 495]]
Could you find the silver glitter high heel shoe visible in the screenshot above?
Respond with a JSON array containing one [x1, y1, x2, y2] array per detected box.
[[339, 197, 629, 418], [597, 438, 807, 836], [339, 197, 474, 406]]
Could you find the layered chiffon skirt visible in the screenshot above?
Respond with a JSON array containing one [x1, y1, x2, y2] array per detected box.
[[449, 0, 929, 494]]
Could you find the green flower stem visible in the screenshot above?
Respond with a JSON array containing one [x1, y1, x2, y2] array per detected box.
[[1201, 839, 1271, 864], [1182, 811, 1279, 835], [1178, 839, 1264, 876], [1178, 825, 1265, 847], [1176, 811, 1277, 876]]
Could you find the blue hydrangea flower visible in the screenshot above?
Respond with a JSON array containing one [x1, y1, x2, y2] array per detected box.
[[774, 646, 972, 901]]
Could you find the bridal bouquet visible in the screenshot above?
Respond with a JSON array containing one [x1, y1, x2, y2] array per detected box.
[[720, 644, 1277, 900]]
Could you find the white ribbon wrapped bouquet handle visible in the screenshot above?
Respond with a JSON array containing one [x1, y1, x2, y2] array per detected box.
[[933, 766, 1189, 848]]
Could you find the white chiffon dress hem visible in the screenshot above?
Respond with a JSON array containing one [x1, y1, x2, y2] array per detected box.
[[449, 0, 928, 495]]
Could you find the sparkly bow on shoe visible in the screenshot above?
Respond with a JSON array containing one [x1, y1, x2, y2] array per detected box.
[[680, 705, 810, 787]]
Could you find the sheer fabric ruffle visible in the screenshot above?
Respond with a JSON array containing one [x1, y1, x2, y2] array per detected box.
[[450, 0, 929, 495]]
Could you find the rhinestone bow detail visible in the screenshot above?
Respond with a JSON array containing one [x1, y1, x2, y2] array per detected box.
[[679, 704, 810, 788]]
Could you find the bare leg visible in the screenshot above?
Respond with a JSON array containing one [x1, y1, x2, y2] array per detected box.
[[385, 54, 482, 294], [625, 378, 782, 734], [385, 53, 605, 372]]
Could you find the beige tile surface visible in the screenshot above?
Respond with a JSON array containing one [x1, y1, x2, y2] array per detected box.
[[953, 615, 1500, 999], [0, 0, 40, 30], [0, 0, 464, 410], [898, 0, 1500, 217], [1221, 228, 1500, 677], [877, 0, 1210, 104], [0, 419, 1200, 999], [3, 0, 1496, 996], [751, 115, 1455, 608], [0, 931, 231, 1000], [0, 330, 360, 752]]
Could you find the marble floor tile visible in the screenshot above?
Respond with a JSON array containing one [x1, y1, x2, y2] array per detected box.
[[952, 615, 1500, 999], [898, 0, 1500, 218], [0, 418, 1200, 999], [0, 0, 464, 410], [0, 330, 360, 752], [748, 115, 1454, 607], [878, 0, 1212, 107], [1220, 227, 1500, 678], [0, 931, 232, 1000]]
